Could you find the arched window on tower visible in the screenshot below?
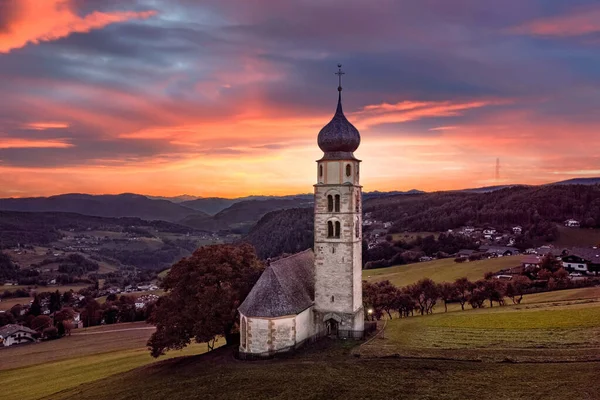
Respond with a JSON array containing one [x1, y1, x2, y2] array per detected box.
[[327, 195, 333, 212], [346, 164, 352, 177], [335, 221, 341, 238], [241, 317, 247, 348], [334, 195, 340, 212], [327, 221, 334, 238], [319, 165, 323, 178]]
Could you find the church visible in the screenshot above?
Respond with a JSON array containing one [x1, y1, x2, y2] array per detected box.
[[238, 67, 365, 357]]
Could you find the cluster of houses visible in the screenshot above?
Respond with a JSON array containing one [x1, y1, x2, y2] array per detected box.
[[99, 283, 159, 298], [0, 309, 83, 347], [452, 226, 520, 247], [363, 213, 394, 249], [135, 294, 160, 309], [478, 245, 600, 280]]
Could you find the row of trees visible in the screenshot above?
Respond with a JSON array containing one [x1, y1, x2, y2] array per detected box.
[[363, 276, 532, 320]]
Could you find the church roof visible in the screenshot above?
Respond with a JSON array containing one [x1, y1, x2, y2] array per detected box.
[[238, 249, 314, 318]]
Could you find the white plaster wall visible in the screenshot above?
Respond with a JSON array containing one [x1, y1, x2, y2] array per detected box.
[[295, 307, 314, 343], [352, 239, 363, 312], [326, 162, 340, 184]]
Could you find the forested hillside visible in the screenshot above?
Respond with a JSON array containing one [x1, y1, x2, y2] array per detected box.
[[0, 193, 205, 222], [244, 184, 600, 261], [244, 208, 313, 259], [366, 185, 600, 232], [0, 211, 203, 249]]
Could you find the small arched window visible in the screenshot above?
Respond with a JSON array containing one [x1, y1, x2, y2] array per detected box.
[[241, 317, 247, 348], [327, 195, 333, 212], [334, 195, 340, 212], [331, 296, 335, 302], [319, 164, 323, 178], [346, 164, 352, 177], [335, 221, 341, 238], [327, 221, 334, 237], [357, 164, 359, 177]]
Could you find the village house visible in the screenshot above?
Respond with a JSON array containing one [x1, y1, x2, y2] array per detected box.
[[0, 324, 37, 347], [463, 226, 475, 234], [483, 228, 497, 236], [480, 246, 519, 257], [512, 226, 523, 235], [561, 248, 600, 274], [564, 219, 580, 228], [457, 249, 475, 258], [522, 255, 542, 269]]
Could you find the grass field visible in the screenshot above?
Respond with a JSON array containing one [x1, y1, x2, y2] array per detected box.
[[363, 256, 520, 286], [0, 296, 30, 311], [0, 322, 217, 400], [45, 338, 600, 400], [360, 296, 600, 362], [4, 293, 600, 399], [1, 284, 89, 294]]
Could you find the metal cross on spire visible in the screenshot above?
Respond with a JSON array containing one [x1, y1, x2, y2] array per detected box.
[[335, 64, 345, 92]]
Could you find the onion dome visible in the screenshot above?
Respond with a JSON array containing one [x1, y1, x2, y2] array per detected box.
[[317, 65, 361, 160]]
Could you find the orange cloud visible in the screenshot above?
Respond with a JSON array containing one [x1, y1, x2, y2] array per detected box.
[[0, 138, 73, 149], [23, 122, 69, 130], [352, 100, 503, 128], [0, 0, 157, 53], [510, 6, 600, 37]]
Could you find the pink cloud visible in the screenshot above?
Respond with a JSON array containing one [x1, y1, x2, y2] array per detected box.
[[0, 138, 73, 149], [510, 6, 600, 37], [352, 100, 505, 129], [23, 122, 69, 130], [0, 0, 157, 53]]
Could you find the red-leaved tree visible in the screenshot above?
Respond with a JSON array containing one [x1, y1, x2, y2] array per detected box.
[[148, 243, 264, 358]]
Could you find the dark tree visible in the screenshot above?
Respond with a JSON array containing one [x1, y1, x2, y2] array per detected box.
[[29, 294, 42, 316], [82, 298, 101, 327], [31, 315, 52, 331], [0, 311, 15, 327], [49, 290, 62, 313], [147, 243, 264, 358], [540, 254, 562, 272], [481, 280, 506, 308], [439, 282, 458, 313], [408, 278, 439, 315], [454, 277, 475, 311], [505, 275, 530, 304]]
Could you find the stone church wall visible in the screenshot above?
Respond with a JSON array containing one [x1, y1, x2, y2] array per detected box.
[[245, 314, 304, 354]]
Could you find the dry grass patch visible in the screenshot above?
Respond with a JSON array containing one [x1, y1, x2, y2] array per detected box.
[[363, 256, 520, 286]]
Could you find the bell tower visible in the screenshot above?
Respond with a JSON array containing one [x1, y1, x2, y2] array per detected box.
[[313, 65, 364, 337]]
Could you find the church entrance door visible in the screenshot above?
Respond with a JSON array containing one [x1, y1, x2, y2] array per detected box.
[[326, 319, 338, 337]]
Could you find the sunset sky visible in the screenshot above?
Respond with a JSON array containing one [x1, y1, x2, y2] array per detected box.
[[1, 0, 599, 198]]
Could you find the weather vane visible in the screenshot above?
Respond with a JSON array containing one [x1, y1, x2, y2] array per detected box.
[[335, 64, 345, 92]]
